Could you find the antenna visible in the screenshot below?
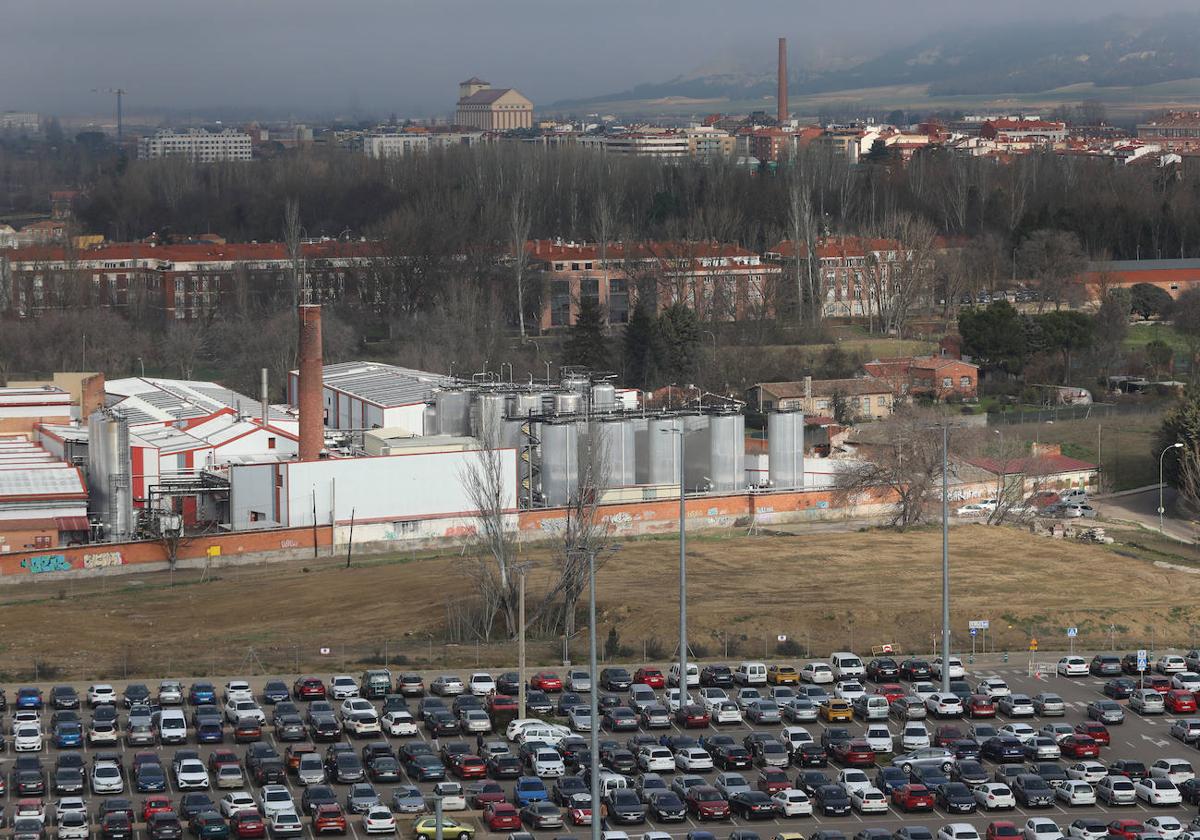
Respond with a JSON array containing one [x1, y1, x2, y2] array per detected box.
[[91, 87, 127, 142]]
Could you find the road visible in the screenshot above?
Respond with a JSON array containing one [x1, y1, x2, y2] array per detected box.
[[1094, 487, 1199, 544]]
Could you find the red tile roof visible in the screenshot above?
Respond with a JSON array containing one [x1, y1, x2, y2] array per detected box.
[[526, 239, 755, 263], [7, 240, 382, 263], [962, 454, 1097, 476]]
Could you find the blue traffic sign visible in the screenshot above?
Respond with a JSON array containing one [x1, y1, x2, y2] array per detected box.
[[1067, 627, 1078, 638], [970, 628, 977, 637]]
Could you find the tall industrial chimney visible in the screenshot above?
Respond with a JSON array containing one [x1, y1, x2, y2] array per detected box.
[[777, 37, 788, 126], [297, 304, 324, 460]]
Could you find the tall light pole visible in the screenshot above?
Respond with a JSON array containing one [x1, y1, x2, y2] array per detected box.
[[1159, 442, 1184, 534], [941, 423, 951, 694], [587, 549, 600, 840], [662, 424, 688, 704]]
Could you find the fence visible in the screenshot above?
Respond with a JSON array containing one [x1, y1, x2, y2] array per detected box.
[[988, 402, 1164, 426]]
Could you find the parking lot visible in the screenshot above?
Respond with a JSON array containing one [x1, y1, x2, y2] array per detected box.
[[5, 652, 1200, 840]]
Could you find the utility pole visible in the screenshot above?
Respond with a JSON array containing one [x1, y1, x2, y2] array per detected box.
[[91, 87, 127, 142], [941, 423, 951, 694], [588, 550, 600, 840], [518, 570, 527, 720], [663, 424, 689, 704]]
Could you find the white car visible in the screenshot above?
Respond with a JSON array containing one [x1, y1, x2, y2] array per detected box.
[[1096, 776, 1136, 805], [220, 792, 258, 818], [87, 684, 116, 707], [56, 799, 88, 821], [863, 725, 893, 753], [261, 785, 296, 820], [268, 811, 303, 837], [665, 688, 684, 713], [1151, 758, 1196, 785], [329, 675, 360, 699], [224, 699, 265, 725], [637, 747, 674, 774], [674, 748, 713, 772], [1055, 780, 1095, 806], [1136, 777, 1182, 805], [772, 788, 812, 817], [345, 712, 381, 736], [1173, 672, 1200, 690], [1056, 657, 1088, 677], [835, 681, 866, 701], [956, 503, 989, 517], [158, 681, 184, 705], [699, 688, 728, 709], [781, 726, 814, 752], [175, 759, 210, 789], [931, 657, 966, 679], [224, 681, 253, 703], [363, 805, 396, 834], [800, 662, 834, 684], [468, 673, 496, 696], [1145, 817, 1185, 840], [91, 761, 123, 793], [940, 825, 982, 840], [1024, 818, 1064, 840], [567, 707, 592, 731], [837, 768, 873, 796], [532, 749, 566, 778], [1158, 655, 1188, 675], [901, 723, 931, 750], [57, 812, 89, 840], [13, 724, 42, 752], [340, 698, 375, 717], [1130, 689, 1166, 714], [381, 710, 416, 736], [1040, 723, 1074, 742], [925, 692, 963, 717], [712, 701, 742, 724], [976, 677, 1011, 698], [431, 782, 466, 811], [850, 786, 889, 814], [1066, 761, 1108, 783], [974, 782, 1016, 811], [999, 722, 1037, 744], [911, 681, 937, 700]]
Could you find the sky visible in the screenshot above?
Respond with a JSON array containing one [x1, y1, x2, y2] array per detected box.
[[3, 0, 1196, 120]]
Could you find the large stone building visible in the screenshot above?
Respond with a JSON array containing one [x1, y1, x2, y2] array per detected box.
[[454, 77, 533, 131], [137, 129, 252, 162]]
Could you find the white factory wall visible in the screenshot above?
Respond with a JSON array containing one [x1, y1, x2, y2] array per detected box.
[[381, 404, 423, 434], [228, 462, 281, 530], [212, 427, 298, 460]]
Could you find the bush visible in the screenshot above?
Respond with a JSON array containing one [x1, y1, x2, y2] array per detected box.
[[775, 639, 804, 657], [643, 638, 666, 660]]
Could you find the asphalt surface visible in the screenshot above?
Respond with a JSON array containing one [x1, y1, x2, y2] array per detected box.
[[6, 656, 1200, 840]]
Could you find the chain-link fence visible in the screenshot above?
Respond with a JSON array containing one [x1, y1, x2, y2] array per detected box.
[[988, 402, 1164, 426]]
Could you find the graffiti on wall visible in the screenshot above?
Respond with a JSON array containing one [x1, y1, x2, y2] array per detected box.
[[82, 551, 124, 570], [21, 554, 72, 574]]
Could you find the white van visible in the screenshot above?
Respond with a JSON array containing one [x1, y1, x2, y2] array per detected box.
[[598, 770, 628, 796], [853, 695, 890, 721], [734, 662, 767, 686], [1058, 488, 1088, 502], [668, 663, 700, 687], [154, 709, 188, 745], [830, 652, 866, 680]]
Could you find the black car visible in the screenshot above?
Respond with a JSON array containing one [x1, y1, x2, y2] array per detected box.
[[951, 760, 989, 788], [820, 727, 852, 751], [715, 744, 753, 769], [729, 791, 775, 820], [701, 665, 734, 687], [936, 782, 976, 813], [1090, 655, 1122, 677], [300, 785, 339, 817], [253, 759, 285, 786], [525, 690, 553, 716], [951, 739, 981, 760], [1031, 762, 1068, 788], [900, 659, 933, 680], [600, 668, 632, 692], [519, 802, 563, 830], [604, 789, 645, 824], [875, 766, 908, 794], [496, 673, 521, 695], [13, 768, 46, 796], [866, 658, 899, 681], [136, 763, 168, 792], [101, 814, 133, 840], [55, 765, 86, 794], [425, 711, 460, 737], [179, 795, 216, 820], [797, 770, 831, 795], [981, 737, 1025, 763], [601, 748, 637, 775], [1180, 778, 1200, 806], [813, 784, 851, 815], [276, 714, 307, 742], [381, 695, 408, 714], [1120, 653, 1143, 675], [553, 776, 589, 806], [488, 755, 521, 779], [795, 743, 829, 767], [603, 707, 639, 732], [329, 754, 365, 783], [1109, 759, 1148, 781], [1013, 774, 1054, 807], [1103, 679, 1136, 699], [149, 813, 184, 840], [404, 755, 446, 781], [311, 715, 342, 742], [648, 791, 687, 822], [51, 686, 80, 710], [368, 755, 401, 783], [556, 692, 583, 717], [123, 684, 151, 708]]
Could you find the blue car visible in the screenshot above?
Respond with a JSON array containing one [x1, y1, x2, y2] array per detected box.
[[54, 722, 83, 748], [262, 682, 290, 704], [197, 722, 224, 744], [16, 687, 43, 710], [515, 776, 549, 807], [189, 683, 216, 705], [136, 764, 167, 792]]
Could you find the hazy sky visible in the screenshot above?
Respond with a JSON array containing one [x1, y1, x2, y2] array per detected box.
[[3, 0, 1195, 118]]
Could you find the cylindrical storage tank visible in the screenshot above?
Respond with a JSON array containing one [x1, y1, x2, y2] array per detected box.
[[682, 413, 712, 492], [767, 411, 805, 489], [472, 393, 509, 445], [594, 418, 636, 488], [646, 417, 684, 486], [708, 413, 745, 493], [422, 405, 438, 437], [563, 375, 590, 394], [436, 389, 472, 436], [540, 421, 579, 507], [554, 392, 582, 416], [508, 392, 544, 419], [632, 418, 650, 484], [591, 383, 617, 412]]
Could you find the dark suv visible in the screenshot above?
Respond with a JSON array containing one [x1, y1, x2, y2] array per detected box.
[[600, 669, 632, 692]]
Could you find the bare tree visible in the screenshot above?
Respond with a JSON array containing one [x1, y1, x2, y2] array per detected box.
[[160, 321, 208, 380], [459, 430, 520, 640], [786, 166, 818, 325], [1019, 229, 1088, 311], [283, 199, 304, 307]]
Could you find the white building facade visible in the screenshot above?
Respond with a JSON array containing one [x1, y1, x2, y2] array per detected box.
[[137, 129, 253, 162]]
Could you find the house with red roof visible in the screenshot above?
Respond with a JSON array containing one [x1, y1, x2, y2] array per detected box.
[[959, 443, 1098, 495], [864, 355, 978, 402]]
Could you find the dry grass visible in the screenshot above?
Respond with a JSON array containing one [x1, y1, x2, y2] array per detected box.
[[4, 522, 1200, 680]]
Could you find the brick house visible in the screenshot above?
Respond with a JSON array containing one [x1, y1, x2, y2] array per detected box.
[[863, 355, 979, 402], [746, 376, 895, 421]]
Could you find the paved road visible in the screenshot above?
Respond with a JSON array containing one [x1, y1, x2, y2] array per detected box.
[[1095, 488, 1199, 544]]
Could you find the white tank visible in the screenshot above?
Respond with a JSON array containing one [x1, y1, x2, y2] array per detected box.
[[708, 413, 745, 493], [507, 392, 544, 419], [435, 389, 472, 436], [472, 393, 510, 446], [591, 383, 617, 412], [540, 421, 580, 507], [646, 417, 683, 486], [593, 418, 636, 488], [562, 375, 590, 394], [768, 411, 805, 489], [555, 392, 583, 416]]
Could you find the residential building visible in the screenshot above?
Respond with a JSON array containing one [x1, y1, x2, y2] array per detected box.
[[960, 443, 1098, 495], [768, 235, 914, 318], [361, 133, 430, 158], [863, 356, 979, 401], [0, 112, 39, 132], [454, 77, 533, 131], [577, 131, 691, 159], [1136, 111, 1200, 152], [136, 129, 253, 162], [0, 224, 16, 249], [979, 118, 1067, 144], [746, 376, 895, 421]]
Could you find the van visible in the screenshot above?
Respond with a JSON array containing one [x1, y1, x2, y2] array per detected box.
[[734, 662, 767, 686], [596, 770, 628, 796], [853, 695, 890, 721], [1058, 487, 1088, 502], [154, 709, 187, 745], [830, 652, 865, 680], [668, 663, 700, 688], [360, 669, 393, 700]]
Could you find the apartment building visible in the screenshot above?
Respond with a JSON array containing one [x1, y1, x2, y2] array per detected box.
[[137, 129, 253, 162]]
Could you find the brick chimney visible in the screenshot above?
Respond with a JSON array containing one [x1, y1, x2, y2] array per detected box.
[[777, 38, 789, 125], [804, 375, 812, 399], [297, 304, 324, 461]]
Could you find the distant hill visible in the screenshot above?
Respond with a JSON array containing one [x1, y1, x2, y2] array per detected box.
[[557, 14, 1200, 110]]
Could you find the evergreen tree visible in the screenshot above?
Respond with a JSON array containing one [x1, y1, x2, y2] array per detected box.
[[622, 301, 659, 388], [656, 303, 701, 384], [958, 300, 1026, 375], [563, 297, 610, 371]]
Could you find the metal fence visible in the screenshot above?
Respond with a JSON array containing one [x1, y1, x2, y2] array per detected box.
[[987, 402, 1164, 426]]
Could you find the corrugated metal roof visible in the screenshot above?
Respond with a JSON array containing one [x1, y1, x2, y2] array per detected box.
[[318, 362, 448, 408], [0, 465, 85, 497]]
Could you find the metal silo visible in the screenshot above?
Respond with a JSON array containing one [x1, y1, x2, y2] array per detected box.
[[646, 416, 684, 486], [436, 389, 472, 436], [591, 382, 617, 412], [632, 417, 650, 484], [422, 404, 438, 437], [472, 392, 510, 446], [767, 411, 805, 489], [507, 391, 544, 419], [682, 413, 712, 492], [594, 418, 636, 488], [88, 410, 133, 541], [539, 421, 579, 507], [708, 413, 745, 493], [554, 392, 582, 416], [563, 374, 590, 394]]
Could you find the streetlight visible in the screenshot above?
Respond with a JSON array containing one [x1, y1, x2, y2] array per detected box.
[[940, 423, 951, 694], [661, 424, 689, 704], [1159, 443, 1185, 533], [587, 548, 600, 840]]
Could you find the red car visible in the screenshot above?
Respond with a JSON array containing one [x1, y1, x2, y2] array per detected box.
[[756, 768, 791, 794], [488, 694, 517, 714], [832, 738, 876, 766], [686, 786, 731, 820], [1108, 820, 1146, 840], [142, 797, 173, 822], [1059, 735, 1100, 759], [967, 694, 996, 718], [634, 668, 666, 689], [1075, 721, 1110, 746], [484, 803, 521, 831], [1146, 676, 1172, 695], [875, 684, 906, 703], [529, 672, 563, 692], [986, 822, 1020, 840], [676, 704, 711, 728], [568, 804, 592, 826], [934, 725, 965, 747], [892, 784, 934, 812], [229, 811, 266, 839], [234, 719, 262, 743], [1167, 690, 1198, 713], [293, 676, 326, 700], [313, 804, 346, 835], [450, 754, 488, 779]]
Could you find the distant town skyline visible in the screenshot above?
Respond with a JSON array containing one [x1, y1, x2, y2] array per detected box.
[[3, 0, 1197, 119]]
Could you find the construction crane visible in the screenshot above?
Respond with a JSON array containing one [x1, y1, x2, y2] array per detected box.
[[91, 87, 127, 142]]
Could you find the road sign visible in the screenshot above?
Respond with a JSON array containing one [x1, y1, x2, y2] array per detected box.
[[1029, 638, 1039, 651], [319, 647, 331, 656], [1067, 627, 1078, 638], [970, 628, 978, 637], [1137, 649, 1148, 671], [969, 620, 989, 630], [777, 635, 787, 642]]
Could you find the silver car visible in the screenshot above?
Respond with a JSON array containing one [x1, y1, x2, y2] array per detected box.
[[746, 700, 781, 724], [565, 671, 592, 693], [892, 747, 955, 774], [297, 753, 326, 786], [1032, 693, 1065, 716], [390, 785, 427, 814]]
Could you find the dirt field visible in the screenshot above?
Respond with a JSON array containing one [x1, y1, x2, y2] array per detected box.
[[4, 521, 1199, 682]]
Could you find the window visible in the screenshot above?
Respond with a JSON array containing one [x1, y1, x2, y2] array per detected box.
[[942, 377, 952, 388], [862, 397, 871, 412], [392, 520, 419, 534], [608, 278, 629, 324], [267, 437, 276, 450], [877, 396, 887, 407], [550, 280, 571, 327], [816, 399, 830, 411], [959, 376, 971, 388], [33, 536, 52, 549]]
